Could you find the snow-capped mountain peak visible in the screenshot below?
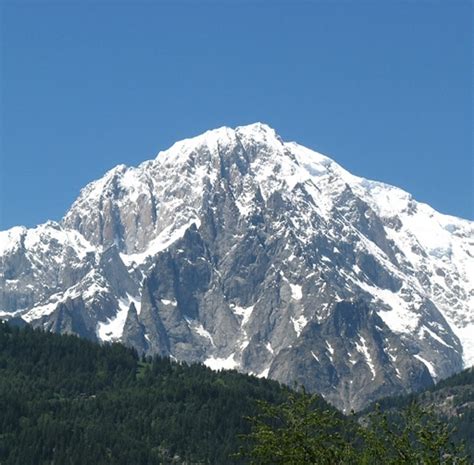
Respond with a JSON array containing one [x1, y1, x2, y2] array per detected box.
[[1, 123, 472, 411]]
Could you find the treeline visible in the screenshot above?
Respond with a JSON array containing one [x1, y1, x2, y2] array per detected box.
[[240, 390, 469, 464], [0, 322, 471, 464], [0, 322, 289, 464]]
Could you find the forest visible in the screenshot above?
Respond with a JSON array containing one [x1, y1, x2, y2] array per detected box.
[[0, 322, 471, 464]]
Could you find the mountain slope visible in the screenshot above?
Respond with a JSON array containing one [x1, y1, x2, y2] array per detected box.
[[0, 321, 293, 464], [1, 123, 472, 411]]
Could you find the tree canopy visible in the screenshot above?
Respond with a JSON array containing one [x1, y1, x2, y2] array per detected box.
[[239, 389, 469, 465], [0, 322, 470, 464]]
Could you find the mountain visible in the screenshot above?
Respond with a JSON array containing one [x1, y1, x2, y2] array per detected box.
[[1, 123, 472, 411]]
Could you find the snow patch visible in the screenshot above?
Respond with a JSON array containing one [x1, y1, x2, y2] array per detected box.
[[357, 281, 420, 334], [414, 354, 437, 379], [355, 336, 376, 380], [289, 283, 303, 300], [97, 294, 137, 342], [204, 353, 238, 371], [22, 284, 83, 323], [326, 341, 335, 362], [454, 325, 474, 367], [22, 301, 59, 322], [418, 326, 454, 349], [232, 305, 254, 326], [185, 318, 215, 346], [120, 218, 201, 266], [291, 315, 308, 337]]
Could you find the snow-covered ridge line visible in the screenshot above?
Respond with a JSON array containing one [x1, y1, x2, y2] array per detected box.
[[0, 221, 97, 258]]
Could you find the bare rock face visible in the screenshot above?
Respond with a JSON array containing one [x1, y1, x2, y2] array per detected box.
[[268, 300, 435, 412], [1, 123, 472, 411]]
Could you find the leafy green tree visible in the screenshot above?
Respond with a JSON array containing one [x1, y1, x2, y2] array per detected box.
[[359, 403, 469, 465], [240, 389, 469, 465], [239, 388, 358, 464]]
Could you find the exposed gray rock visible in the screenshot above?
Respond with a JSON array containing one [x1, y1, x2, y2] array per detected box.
[[268, 300, 435, 412]]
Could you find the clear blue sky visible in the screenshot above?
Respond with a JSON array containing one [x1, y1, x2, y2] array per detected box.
[[1, 1, 472, 229]]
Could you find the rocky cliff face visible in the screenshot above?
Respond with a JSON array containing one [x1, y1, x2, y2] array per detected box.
[[1, 123, 472, 411]]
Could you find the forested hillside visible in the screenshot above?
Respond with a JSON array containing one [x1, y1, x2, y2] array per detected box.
[[0, 322, 294, 464], [0, 322, 470, 464], [363, 366, 474, 458]]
